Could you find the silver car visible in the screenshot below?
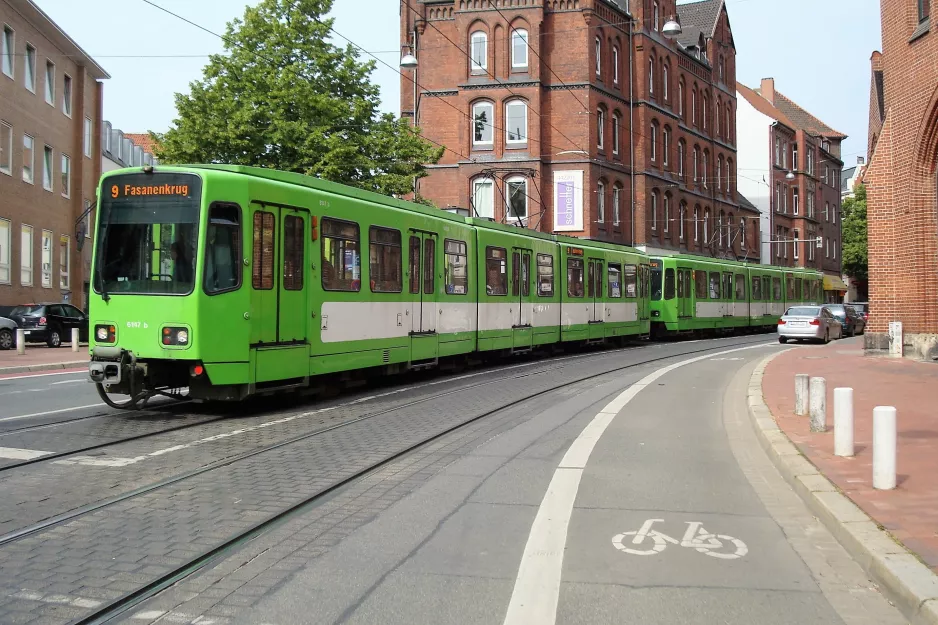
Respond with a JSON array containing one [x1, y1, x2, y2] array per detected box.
[[777, 305, 843, 344]]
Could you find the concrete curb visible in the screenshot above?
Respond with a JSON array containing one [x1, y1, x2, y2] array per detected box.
[[0, 361, 87, 375], [748, 352, 938, 625]]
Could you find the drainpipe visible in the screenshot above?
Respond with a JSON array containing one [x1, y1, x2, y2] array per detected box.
[[629, 16, 635, 247]]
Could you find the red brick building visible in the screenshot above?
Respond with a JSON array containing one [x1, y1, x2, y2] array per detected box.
[[0, 0, 107, 309], [400, 0, 759, 260], [864, 0, 938, 359], [735, 78, 846, 300]]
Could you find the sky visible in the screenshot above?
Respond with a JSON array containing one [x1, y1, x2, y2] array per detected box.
[[33, 0, 880, 163]]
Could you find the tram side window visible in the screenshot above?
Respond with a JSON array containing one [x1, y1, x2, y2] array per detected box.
[[676, 269, 685, 300], [664, 268, 676, 300], [735, 274, 746, 301], [567, 258, 584, 297], [709, 272, 721, 299], [795, 278, 802, 300], [204, 203, 241, 295], [321, 218, 360, 292], [752, 276, 762, 301], [786, 276, 795, 300], [651, 265, 663, 300], [444, 239, 468, 295], [423, 239, 435, 295], [252, 211, 275, 290], [624, 264, 638, 298], [485, 246, 508, 295], [283, 215, 304, 291], [369, 227, 402, 293], [762, 276, 770, 301], [409, 237, 420, 294], [536, 254, 554, 296], [608, 263, 622, 298], [772, 277, 782, 301], [695, 270, 708, 299]]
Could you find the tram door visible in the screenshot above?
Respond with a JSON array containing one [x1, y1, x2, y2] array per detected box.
[[638, 264, 651, 324], [408, 231, 439, 362], [587, 258, 604, 339], [722, 272, 733, 317], [510, 247, 533, 350], [677, 267, 693, 319]]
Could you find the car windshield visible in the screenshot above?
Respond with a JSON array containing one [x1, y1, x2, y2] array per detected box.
[[827, 305, 846, 317], [786, 307, 820, 317], [9, 305, 44, 316], [93, 173, 202, 296]]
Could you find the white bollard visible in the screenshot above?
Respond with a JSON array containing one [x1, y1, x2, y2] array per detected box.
[[809, 377, 826, 433], [71, 327, 79, 353], [834, 388, 854, 457], [16, 328, 25, 355], [873, 406, 897, 490], [795, 374, 810, 416]]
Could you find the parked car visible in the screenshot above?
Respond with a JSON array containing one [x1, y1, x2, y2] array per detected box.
[[0, 305, 15, 320], [7, 304, 89, 348], [0, 317, 16, 350], [849, 302, 870, 324], [827, 304, 863, 336], [778, 306, 843, 344]]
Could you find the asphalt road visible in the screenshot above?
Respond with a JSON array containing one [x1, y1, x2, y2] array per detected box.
[[0, 370, 114, 431]]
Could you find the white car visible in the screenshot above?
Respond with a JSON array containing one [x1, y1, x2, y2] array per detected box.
[[777, 306, 843, 344]]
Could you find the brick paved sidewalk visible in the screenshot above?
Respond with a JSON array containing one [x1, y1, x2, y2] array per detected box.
[[762, 337, 938, 574], [0, 344, 88, 374]]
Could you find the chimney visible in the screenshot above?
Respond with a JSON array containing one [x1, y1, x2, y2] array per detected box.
[[857, 156, 865, 165], [760, 78, 775, 105]]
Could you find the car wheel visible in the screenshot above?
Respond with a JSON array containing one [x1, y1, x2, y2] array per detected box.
[[0, 329, 12, 350], [47, 328, 62, 348], [823, 329, 830, 345], [778, 336, 788, 344]]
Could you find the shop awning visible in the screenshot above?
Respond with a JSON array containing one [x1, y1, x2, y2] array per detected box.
[[823, 275, 849, 291]]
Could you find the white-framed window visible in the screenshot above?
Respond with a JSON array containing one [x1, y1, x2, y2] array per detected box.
[[0, 120, 10, 175], [663, 195, 670, 233], [651, 191, 658, 231], [2, 25, 13, 78], [613, 186, 620, 226], [725, 106, 731, 142], [650, 123, 657, 161], [648, 58, 654, 94], [774, 137, 780, 165], [83, 117, 93, 158], [663, 64, 668, 100], [702, 151, 708, 188], [471, 101, 494, 146], [42, 145, 53, 191], [783, 185, 788, 212], [775, 183, 781, 212], [0, 218, 9, 283], [792, 145, 799, 171], [595, 37, 601, 76], [726, 159, 732, 194], [471, 177, 495, 219], [59, 234, 69, 289], [20, 224, 33, 286], [677, 141, 684, 177], [703, 209, 709, 243], [63, 74, 72, 117], [807, 149, 814, 174], [833, 239, 837, 260], [22, 134, 34, 184], [832, 204, 837, 224], [825, 237, 830, 258], [44, 59, 54, 105], [24, 43, 36, 92], [717, 213, 724, 246], [597, 109, 605, 150], [693, 206, 699, 242], [505, 100, 527, 144], [793, 228, 800, 260], [61, 153, 70, 198], [40, 229, 51, 287], [716, 158, 722, 191], [740, 218, 746, 250], [808, 232, 815, 261], [782, 143, 787, 168], [678, 81, 684, 116], [470, 31, 487, 72], [612, 113, 620, 155], [715, 101, 720, 137], [691, 89, 697, 123], [702, 96, 708, 130], [613, 46, 619, 84], [511, 29, 528, 69], [653, 1, 660, 31], [793, 187, 799, 215], [824, 201, 830, 221], [662, 127, 669, 167], [597, 181, 605, 224], [505, 176, 527, 221], [693, 146, 698, 181], [679, 204, 686, 240]]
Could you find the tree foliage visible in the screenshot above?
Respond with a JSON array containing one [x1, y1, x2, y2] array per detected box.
[[153, 0, 442, 198], [841, 184, 868, 280]]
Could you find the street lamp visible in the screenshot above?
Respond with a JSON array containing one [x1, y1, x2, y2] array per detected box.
[[662, 16, 682, 38], [400, 50, 418, 69], [785, 170, 796, 180]]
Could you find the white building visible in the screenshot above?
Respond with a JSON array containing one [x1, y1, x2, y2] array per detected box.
[[101, 121, 157, 173], [735, 88, 774, 263]]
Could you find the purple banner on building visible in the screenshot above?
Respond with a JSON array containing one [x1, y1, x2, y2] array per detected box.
[[552, 170, 584, 232]]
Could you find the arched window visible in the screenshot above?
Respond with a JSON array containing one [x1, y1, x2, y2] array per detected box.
[[740, 218, 746, 250], [726, 104, 732, 143], [703, 208, 710, 243], [651, 190, 658, 231], [597, 181, 605, 224], [505, 175, 528, 221], [663, 194, 671, 233], [718, 210, 725, 246], [613, 46, 620, 84], [727, 212, 734, 248], [691, 87, 697, 124], [693, 145, 699, 182], [693, 205, 700, 242], [702, 150, 709, 188], [653, 1, 660, 31], [679, 203, 686, 241], [726, 158, 733, 193], [662, 126, 670, 167], [716, 156, 723, 191], [678, 80, 684, 117], [505, 100, 527, 144], [597, 108, 606, 150], [663, 63, 669, 101], [471, 176, 495, 219], [648, 57, 655, 94], [677, 140, 685, 178], [702, 94, 709, 130], [471, 101, 494, 146], [612, 112, 620, 155], [613, 185, 621, 225], [470, 31, 488, 72], [715, 97, 721, 137], [650, 121, 658, 161], [511, 29, 529, 69], [595, 37, 602, 76]]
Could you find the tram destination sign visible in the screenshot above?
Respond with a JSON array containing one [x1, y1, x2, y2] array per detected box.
[[110, 183, 191, 198]]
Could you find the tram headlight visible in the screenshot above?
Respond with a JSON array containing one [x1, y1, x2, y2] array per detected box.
[[161, 326, 191, 347], [95, 324, 116, 343], [176, 330, 188, 344]]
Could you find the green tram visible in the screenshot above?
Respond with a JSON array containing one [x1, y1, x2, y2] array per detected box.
[[87, 165, 653, 408], [648, 255, 823, 337]]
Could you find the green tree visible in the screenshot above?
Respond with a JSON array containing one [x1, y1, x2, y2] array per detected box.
[[841, 184, 868, 280], [153, 0, 442, 198]]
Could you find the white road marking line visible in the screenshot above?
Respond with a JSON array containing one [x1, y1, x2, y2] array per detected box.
[[49, 378, 86, 385], [0, 403, 107, 423], [131, 612, 167, 620], [0, 369, 86, 381], [12, 588, 102, 608], [503, 342, 776, 625], [0, 447, 53, 460]]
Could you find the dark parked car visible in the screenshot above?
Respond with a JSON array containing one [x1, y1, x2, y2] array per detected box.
[[0, 305, 15, 320], [827, 304, 863, 337], [7, 304, 89, 347], [0, 317, 16, 350], [849, 302, 869, 324]]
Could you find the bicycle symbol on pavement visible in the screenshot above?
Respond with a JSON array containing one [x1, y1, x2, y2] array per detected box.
[[612, 519, 748, 560]]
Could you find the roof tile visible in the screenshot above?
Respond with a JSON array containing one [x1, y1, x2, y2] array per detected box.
[[124, 133, 161, 156], [676, 0, 722, 37]]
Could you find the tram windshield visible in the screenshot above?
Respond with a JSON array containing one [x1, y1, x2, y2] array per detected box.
[[93, 173, 202, 296]]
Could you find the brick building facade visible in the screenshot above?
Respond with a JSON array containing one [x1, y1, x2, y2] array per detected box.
[[864, 0, 938, 359], [735, 78, 846, 300], [400, 0, 759, 261], [0, 0, 107, 310]]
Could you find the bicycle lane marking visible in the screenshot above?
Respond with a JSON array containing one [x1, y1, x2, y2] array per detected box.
[[502, 342, 775, 625]]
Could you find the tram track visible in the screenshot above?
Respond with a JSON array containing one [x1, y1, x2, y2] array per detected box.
[[0, 334, 775, 625]]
